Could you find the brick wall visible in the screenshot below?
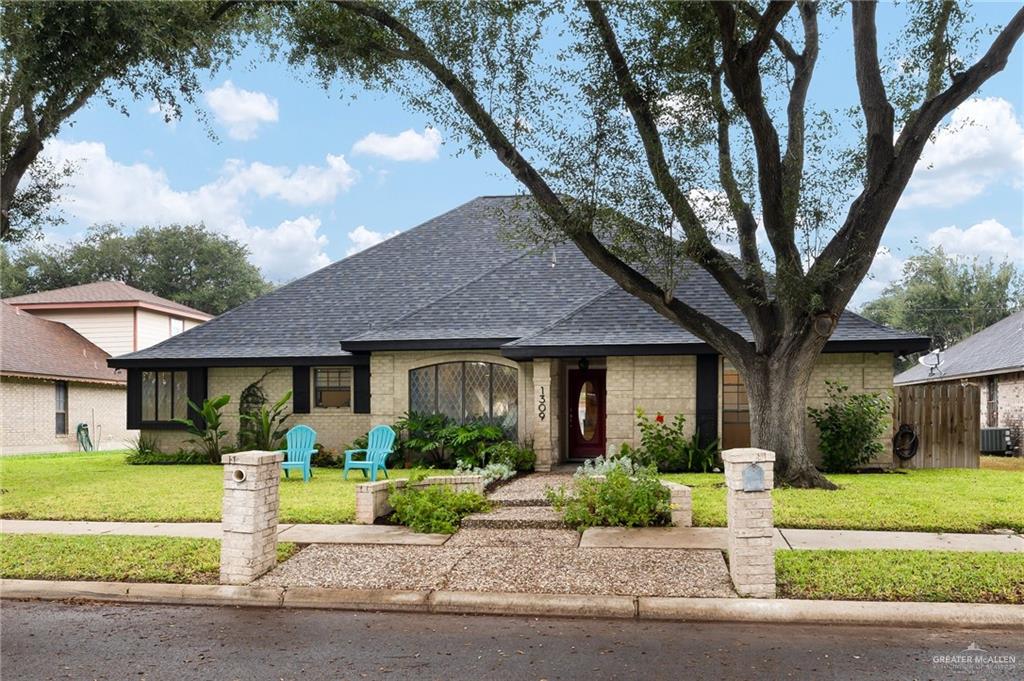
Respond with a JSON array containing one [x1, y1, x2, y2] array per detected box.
[[606, 355, 698, 454], [1, 375, 134, 454], [994, 371, 1024, 453], [145, 366, 371, 454]]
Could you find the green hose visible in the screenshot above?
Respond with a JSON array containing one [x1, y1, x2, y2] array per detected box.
[[76, 423, 94, 452]]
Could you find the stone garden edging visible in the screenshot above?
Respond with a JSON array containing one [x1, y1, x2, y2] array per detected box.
[[354, 475, 485, 524]]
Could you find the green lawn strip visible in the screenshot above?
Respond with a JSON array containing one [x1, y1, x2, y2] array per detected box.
[[0, 533, 298, 584], [0, 452, 449, 524], [776, 549, 1024, 603], [662, 467, 1024, 533]]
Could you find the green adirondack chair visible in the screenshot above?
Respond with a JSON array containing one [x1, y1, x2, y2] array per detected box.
[[343, 425, 396, 481], [280, 425, 317, 482]]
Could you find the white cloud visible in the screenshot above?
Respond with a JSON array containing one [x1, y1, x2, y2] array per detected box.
[[927, 219, 1024, 261], [352, 127, 442, 162], [900, 97, 1024, 209], [346, 225, 401, 256], [205, 81, 279, 141], [40, 139, 357, 280]]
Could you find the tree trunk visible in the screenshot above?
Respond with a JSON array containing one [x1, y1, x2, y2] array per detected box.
[[744, 345, 838, 490]]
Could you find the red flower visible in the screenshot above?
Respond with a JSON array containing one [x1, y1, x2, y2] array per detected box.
[[655, 413, 665, 424]]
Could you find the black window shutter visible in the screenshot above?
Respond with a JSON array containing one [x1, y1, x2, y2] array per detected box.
[[695, 355, 719, 449], [126, 369, 142, 429], [293, 367, 311, 413], [187, 368, 208, 428], [353, 365, 370, 414]]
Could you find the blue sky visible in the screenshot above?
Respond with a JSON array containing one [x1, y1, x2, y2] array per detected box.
[[40, 3, 1023, 308]]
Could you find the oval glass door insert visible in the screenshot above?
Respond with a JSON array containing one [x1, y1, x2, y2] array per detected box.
[[577, 380, 597, 441]]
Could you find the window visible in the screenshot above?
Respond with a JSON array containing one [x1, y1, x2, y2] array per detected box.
[[409, 362, 518, 434], [315, 368, 352, 409], [169, 317, 185, 336], [141, 370, 189, 422], [721, 361, 750, 449], [55, 381, 68, 435]]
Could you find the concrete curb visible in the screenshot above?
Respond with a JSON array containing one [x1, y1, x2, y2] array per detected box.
[[3, 579, 1022, 629]]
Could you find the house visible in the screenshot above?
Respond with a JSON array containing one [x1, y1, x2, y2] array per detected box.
[[895, 309, 1024, 455], [4, 281, 212, 356], [1, 283, 212, 454], [108, 197, 928, 469], [1, 303, 130, 454]]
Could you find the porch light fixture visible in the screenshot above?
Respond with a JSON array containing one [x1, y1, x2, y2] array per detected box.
[[578, 358, 590, 371]]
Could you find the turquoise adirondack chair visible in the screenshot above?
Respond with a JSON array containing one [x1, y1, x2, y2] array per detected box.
[[280, 425, 317, 482], [343, 425, 396, 481]]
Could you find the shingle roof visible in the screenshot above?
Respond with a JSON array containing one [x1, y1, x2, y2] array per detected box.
[[108, 196, 928, 366], [894, 309, 1024, 385], [1, 303, 124, 384], [4, 281, 211, 319]]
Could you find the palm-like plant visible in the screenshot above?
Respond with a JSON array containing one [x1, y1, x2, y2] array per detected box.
[[239, 390, 292, 451], [173, 394, 230, 463]]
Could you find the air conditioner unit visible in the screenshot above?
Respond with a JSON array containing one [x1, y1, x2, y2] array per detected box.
[[980, 427, 1009, 454]]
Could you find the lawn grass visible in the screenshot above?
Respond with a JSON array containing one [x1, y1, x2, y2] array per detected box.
[[776, 550, 1024, 603], [662, 465, 1024, 533], [0, 452, 448, 524], [0, 533, 297, 584]]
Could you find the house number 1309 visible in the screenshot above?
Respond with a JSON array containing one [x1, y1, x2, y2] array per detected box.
[[537, 387, 547, 420]]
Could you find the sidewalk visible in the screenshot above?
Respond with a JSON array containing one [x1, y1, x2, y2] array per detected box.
[[2, 518, 1021, 552]]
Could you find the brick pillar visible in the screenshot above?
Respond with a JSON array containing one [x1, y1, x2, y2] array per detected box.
[[533, 359, 556, 471], [722, 447, 775, 598], [220, 451, 283, 585]]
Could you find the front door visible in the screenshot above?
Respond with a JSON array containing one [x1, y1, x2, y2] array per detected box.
[[568, 368, 606, 459]]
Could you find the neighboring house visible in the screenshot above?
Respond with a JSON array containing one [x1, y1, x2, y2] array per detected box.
[[109, 197, 927, 469], [4, 281, 212, 356], [895, 309, 1024, 455], [1, 283, 212, 454], [0, 303, 130, 454]]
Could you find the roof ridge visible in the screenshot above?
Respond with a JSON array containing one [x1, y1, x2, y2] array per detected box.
[[505, 280, 622, 346], [342, 246, 543, 341]]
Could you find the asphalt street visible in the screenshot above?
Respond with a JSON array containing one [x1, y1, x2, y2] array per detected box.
[[1, 600, 1021, 681]]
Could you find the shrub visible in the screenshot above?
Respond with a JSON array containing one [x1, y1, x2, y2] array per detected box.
[[311, 443, 342, 468], [439, 420, 506, 467], [388, 471, 490, 533], [125, 437, 210, 466], [393, 412, 511, 467], [393, 412, 451, 465], [547, 466, 671, 530], [173, 394, 231, 463], [483, 440, 536, 471], [239, 390, 292, 451], [808, 380, 891, 473], [625, 409, 717, 473], [455, 460, 516, 487], [574, 453, 644, 478]]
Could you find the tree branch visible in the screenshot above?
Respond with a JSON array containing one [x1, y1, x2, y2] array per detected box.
[[851, 1, 894, 190], [925, 1, 955, 99], [736, 1, 800, 65], [747, 1, 796, 60], [331, 0, 755, 359], [780, 2, 818, 225], [584, 1, 761, 309]]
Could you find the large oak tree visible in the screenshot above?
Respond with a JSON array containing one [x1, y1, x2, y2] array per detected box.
[[259, 0, 1023, 488]]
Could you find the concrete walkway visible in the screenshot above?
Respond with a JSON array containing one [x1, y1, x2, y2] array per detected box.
[[0, 519, 448, 545], [3, 519, 1022, 552]]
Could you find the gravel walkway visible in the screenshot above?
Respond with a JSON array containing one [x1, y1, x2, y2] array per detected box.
[[486, 472, 576, 505], [446, 528, 581, 548], [258, 544, 736, 598]]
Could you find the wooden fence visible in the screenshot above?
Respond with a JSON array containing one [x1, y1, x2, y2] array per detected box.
[[894, 383, 980, 469]]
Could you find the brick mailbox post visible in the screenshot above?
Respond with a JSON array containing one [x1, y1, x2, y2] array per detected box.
[[220, 451, 284, 585], [722, 447, 776, 598]]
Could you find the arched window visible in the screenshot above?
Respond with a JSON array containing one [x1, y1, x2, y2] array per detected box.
[[409, 362, 518, 434]]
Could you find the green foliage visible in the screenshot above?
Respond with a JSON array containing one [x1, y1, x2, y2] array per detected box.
[[547, 466, 671, 530], [440, 420, 506, 468], [173, 394, 231, 463], [3, 224, 272, 314], [312, 443, 343, 469], [624, 409, 717, 473], [483, 440, 536, 472], [861, 247, 1023, 364], [392, 412, 510, 467], [1, 1, 246, 241], [126, 434, 212, 465], [239, 390, 292, 451], [808, 381, 891, 473], [393, 412, 452, 465], [237, 375, 269, 450], [388, 471, 490, 534]]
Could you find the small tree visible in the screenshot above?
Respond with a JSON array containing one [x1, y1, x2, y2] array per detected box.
[[807, 381, 890, 473], [240, 391, 293, 451]]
